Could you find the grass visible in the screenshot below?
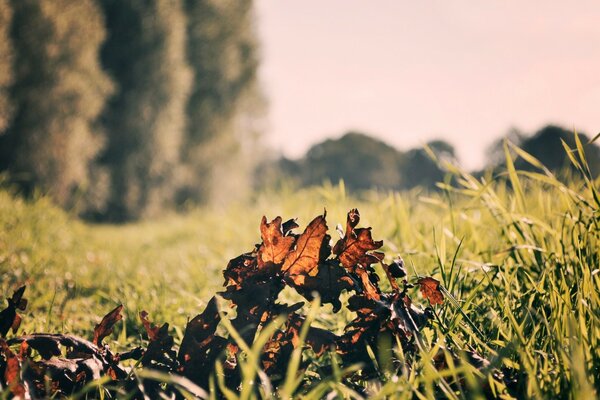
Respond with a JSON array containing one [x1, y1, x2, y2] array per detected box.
[[1, 138, 599, 399]]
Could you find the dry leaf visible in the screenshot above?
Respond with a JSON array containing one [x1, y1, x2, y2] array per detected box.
[[417, 277, 444, 305], [258, 216, 296, 266], [93, 304, 123, 346]]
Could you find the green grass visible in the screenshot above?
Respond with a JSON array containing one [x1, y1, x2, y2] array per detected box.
[[1, 140, 599, 399]]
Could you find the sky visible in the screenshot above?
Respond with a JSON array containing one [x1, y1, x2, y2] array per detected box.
[[254, 1, 600, 170]]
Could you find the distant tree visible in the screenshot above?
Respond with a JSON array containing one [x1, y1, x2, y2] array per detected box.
[[0, 0, 13, 134], [299, 132, 403, 191], [486, 125, 600, 177], [402, 140, 456, 189], [0, 0, 112, 209], [179, 0, 263, 205], [517, 126, 600, 175], [99, 0, 192, 221], [484, 127, 526, 168]]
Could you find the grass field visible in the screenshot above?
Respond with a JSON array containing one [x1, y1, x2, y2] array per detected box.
[[1, 142, 599, 399]]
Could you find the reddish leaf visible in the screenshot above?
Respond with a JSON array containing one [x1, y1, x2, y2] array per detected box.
[[281, 213, 328, 285], [139, 311, 161, 341], [417, 277, 444, 305], [355, 267, 381, 300], [93, 305, 123, 346], [333, 209, 383, 270], [138, 312, 175, 367], [1, 339, 26, 398], [258, 216, 296, 266]]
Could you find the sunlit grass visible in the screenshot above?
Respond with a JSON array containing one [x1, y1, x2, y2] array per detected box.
[[1, 137, 599, 398]]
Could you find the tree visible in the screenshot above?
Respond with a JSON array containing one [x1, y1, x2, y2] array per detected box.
[[402, 140, 457, 189], [485, 125, 600, 177], [0, 0, 112, 209], [0, 0, 13, 135], [179, 0, 263, 205], [298, 132, 403, 191], [517, 125, 600, 175], [99, 0, 192, 221]]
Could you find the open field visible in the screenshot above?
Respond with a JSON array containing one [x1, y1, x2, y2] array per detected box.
[[1, 145, 599, 399]]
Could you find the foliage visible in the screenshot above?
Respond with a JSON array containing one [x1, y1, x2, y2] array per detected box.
[[0, 0, 113, 211], [1, 209, 462, 398], [0, 0, 263, 221], [0, 0, 13, 134], [179, 0, 264, 206], [1, 140, 600, 398], [98, 0, 192, 221], [486, 125, 600, 177], [263, 132, 456, 192]]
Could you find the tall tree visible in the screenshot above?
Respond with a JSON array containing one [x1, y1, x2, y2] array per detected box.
[[0, 0, 13, 135], [0, 0, 112, 209], [180, 0, 263, 204], [99, 0, 192, 221]]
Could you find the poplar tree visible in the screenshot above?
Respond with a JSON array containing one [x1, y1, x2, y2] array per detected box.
[[0, 0, 13, 135], [180, 0, 264, 204], [2, 0, 112, 209], [99, 0, 192, 220]]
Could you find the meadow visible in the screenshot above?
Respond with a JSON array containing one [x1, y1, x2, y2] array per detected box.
[[1, 141, 599, 399]]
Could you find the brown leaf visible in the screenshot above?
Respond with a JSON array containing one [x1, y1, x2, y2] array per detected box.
[[333, 209, 383, 270], [222, 251, 259, 288], [139, 311, 161, 341], [417, 277, 444, 305], [139, 312, 175, 367], [258, 216, 296, 266], [0, 286, 27, 337], [355, 266, 382, 301], [1, 339, 27, 398], [11, 314, 22, 335], [93, 304, 123, 346], [178, 297, 228, 388], [281, 213, 328, 284], [290, 260, 356, 312]]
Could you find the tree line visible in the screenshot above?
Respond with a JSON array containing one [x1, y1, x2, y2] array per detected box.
[[0, 0, 262, 221], [258, 125, 600, 192]]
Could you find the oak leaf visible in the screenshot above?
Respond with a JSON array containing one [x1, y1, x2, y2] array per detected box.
[[1, 339, 26, 398], [333, 209, 383, 270], [281, 213, 328, 285], [93, 304, 123, 346], [417, 277, 444, 305], [258, 216, 296, 266]]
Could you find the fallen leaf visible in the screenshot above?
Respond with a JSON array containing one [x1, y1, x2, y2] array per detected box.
[[333, 209, 383, 270], [93, 305, 123, 346], [222, 251, 259, 288], [0, 286, 27, 337], [282, 213, 328, 284], [290, 259, 356, 312], [417, 277, 444, 305], [258, 216, 296, 266], [1, 339, 27, 398]]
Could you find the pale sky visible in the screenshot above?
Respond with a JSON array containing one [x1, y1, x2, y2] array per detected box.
[[254, 1, 600, 169]]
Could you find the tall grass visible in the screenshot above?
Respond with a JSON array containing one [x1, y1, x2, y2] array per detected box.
[[1, 136, 599, 398]]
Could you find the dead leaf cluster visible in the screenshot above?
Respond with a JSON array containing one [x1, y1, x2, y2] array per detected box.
[[0, 209, 456, 398]]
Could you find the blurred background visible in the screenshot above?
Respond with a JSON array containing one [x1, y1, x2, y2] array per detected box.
[[0, 0, 598, 222]]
